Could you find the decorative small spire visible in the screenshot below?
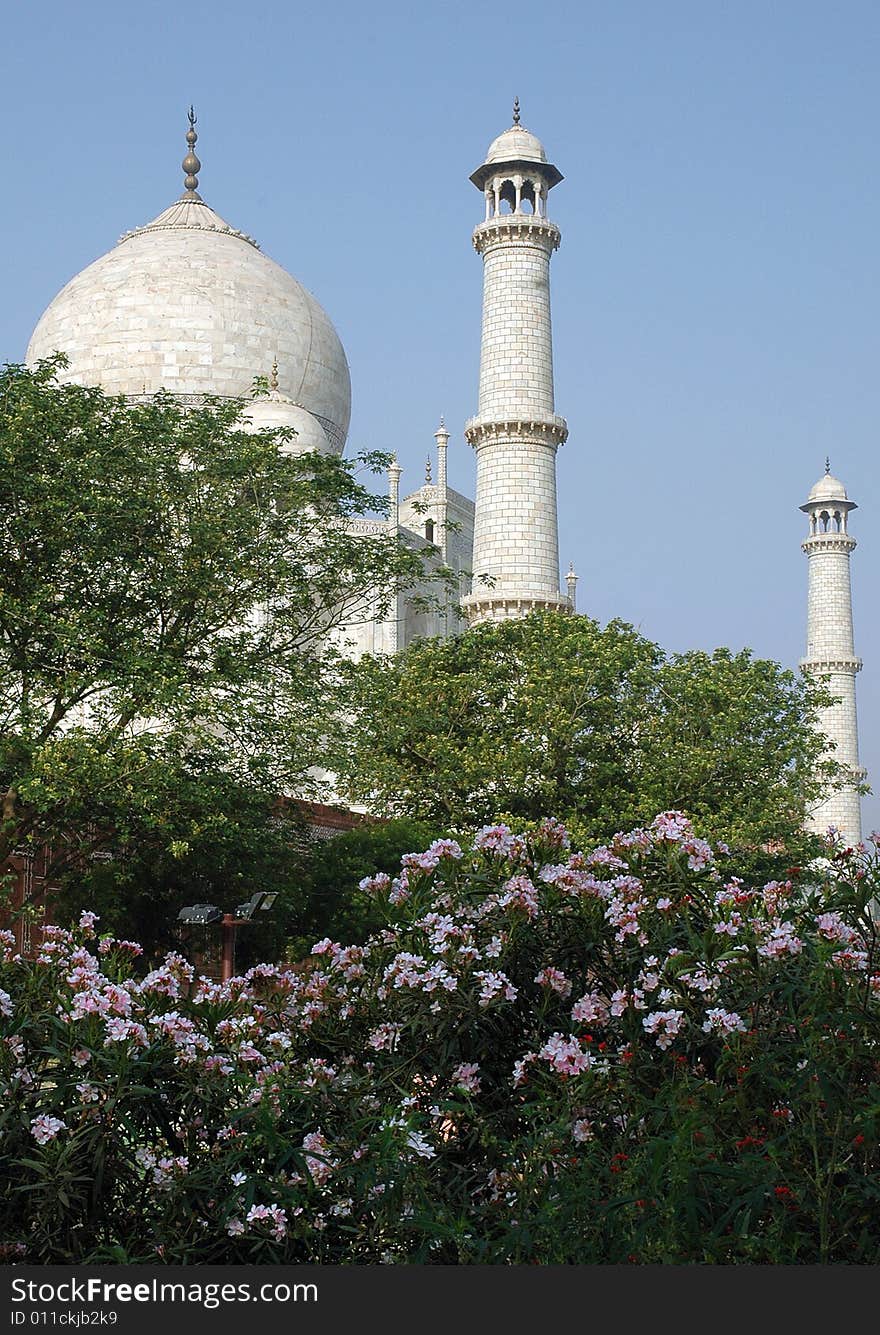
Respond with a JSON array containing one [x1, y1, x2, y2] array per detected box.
[[512, 96, 521, 126], [825, 455, 831, 475], [270, 357, 279, 392], [181, 106, 202, 199], [425, 455, 433, 484], [566, 563, 578, 612]]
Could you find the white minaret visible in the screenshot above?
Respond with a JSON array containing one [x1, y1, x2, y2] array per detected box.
[[800, 463, 865, 845], [386, 456, 403, 654], [461, 101, 571, 624], [434, 417, 450, 561]]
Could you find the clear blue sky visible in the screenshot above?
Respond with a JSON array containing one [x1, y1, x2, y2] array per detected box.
[[2, 0, 877, 830]]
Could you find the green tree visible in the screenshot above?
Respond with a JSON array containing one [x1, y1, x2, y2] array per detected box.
[[0, 357, 445, 889], [335, 611, 840, 868], [279, 816, 435, 959], [55, 797, 433, 964], [49, 763, 311, 961], [634, 648, 839, 857]]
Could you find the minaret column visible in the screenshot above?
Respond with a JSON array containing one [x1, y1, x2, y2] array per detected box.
[[461, 106, 570, 625], [800, 465, 865, 845], [566, 563, 578, 611], [434, 418, 449, 561], [386, 457, 403, 654]]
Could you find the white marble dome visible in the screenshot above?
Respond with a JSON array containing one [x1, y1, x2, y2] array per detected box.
[[26, 194, 351, 455], [241, 390, 331, 456], [807, 471, 850, 504], [485, 124, 548, 166]]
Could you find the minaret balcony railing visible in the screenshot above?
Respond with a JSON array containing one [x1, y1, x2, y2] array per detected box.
[[472, 215, 561, 253], [464, 414, 569, 449], [461, 590, 573, 621], [801, 534, 857, 554], [800, 655, 863, 674]]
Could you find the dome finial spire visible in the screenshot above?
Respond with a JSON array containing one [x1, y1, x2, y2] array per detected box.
[[512, 96, 521, 126], [182, 105, 202, 199], [825, 455, 831, 475], [270, 356, 279, 392]]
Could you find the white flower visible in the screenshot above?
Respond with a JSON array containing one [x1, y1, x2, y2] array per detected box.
[[474, 970, 517, 1008], [302, 1130, 336, 1186], [537, 1033, 592, 1077], [30, 1114, 66, 1145], [452, 1062, 481, 1094], [816, 912, 858, 946], [702, 1008, 747, 1037], [571, 991, 608, 1024], [368, 1023, 400, 1051], [78, 911, 99, 935], [534, 966, 572, 997], [405, 1130, 436, 1159], [512, 1053, 535, 1087], [572, 1118, 594, 1144], [473, 825, 516, 857], [642, 1009, 685, 1050]]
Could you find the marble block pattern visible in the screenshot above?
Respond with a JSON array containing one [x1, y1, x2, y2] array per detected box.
[[799, 472, 864, 845], [27, 196, 351, 455], [462, 120, 570, 626]]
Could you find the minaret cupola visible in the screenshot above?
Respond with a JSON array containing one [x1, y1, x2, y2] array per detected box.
[[469, 97, 563, 221]]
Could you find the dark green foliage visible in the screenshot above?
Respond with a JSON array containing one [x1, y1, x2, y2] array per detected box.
[[50, 769, 311, 962], [336, 611, 841, 874], [0, 358, 448, 923], [279, 817, 434, 958]]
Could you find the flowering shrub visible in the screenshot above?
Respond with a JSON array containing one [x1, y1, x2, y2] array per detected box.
[[2, 815, 880, 1263]]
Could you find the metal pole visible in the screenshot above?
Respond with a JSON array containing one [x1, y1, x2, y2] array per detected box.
[[220, 913, 236, 982]]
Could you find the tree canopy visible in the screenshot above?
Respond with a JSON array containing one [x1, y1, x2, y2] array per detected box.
[[0, 357, 442, 881], [335, 610, 839, 866]]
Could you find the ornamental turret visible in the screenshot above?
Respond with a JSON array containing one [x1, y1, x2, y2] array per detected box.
[[800, 463, 865, 845], [461, 102, 571, 624]]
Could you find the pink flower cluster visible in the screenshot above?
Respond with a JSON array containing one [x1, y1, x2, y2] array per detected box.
[[642, 1010, 686, 1050], [452, 1062, 481, 1094], [473, 825, 525, 860], [470, 969, 515, 1008], [30, 1115, 66, 1145], [536, 1033, 593, 1077], [302, 1130, 336, 1186], [571, 991, 608, 1024], [228, 1203, 289, 1241], [534, 967, 572, 998], [5, 808, 880, 1261], [702, 1008, 747, 1037]]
